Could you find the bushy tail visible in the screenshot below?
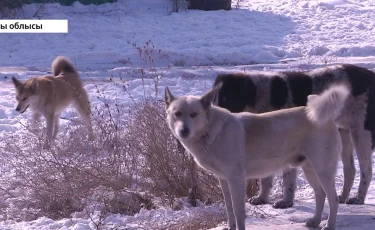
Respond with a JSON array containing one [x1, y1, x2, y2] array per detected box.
[[51, 56, 76, 76], [306, 84, 350, 126]]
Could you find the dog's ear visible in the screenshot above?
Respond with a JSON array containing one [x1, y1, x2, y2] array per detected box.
[[30, 79, 39, 94], [165, 87, 175, 108], [201, 83, 223, 110], [11, 77, 22, 89]]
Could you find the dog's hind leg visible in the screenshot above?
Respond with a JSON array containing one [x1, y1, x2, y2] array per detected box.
[[308, 161, 338, 230], [74, 90, 94, 140], [219, 179, 236, 230], [338, 128, 355, 203], [302, 163, 326, 229], [273, 167, 296, 209], [314, 162, 339, 230], [346, 129, 373, 204], [304, 143, 339, 230], [249, 176, 273, 205]]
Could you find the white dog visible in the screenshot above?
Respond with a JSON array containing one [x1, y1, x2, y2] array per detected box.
[[165, 84, 349, 230]]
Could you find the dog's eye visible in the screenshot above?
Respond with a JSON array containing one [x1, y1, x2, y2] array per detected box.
[[190, 112, 198, 118], [22, 97, 28, 101], [175, 111, 182, 117]]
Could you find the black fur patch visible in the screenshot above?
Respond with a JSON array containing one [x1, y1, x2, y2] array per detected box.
[[214, 73, 257, 113], [311, 71, 336, 93], [344, 64, 374, 96], [270, 76, 288, 109], [344, 65, 375, 148], [365, 84, 375, 149], [285, 72, 313, 106]]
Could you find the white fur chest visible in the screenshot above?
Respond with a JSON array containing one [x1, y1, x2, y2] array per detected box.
[[182, 140, 226, 177], [181, 132, 244, 179]]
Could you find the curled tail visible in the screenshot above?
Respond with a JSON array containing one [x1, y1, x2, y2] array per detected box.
[[51, 56, 76, 76], [306, 84, 350, 126]]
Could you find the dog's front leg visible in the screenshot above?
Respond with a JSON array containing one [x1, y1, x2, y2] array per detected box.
[[31, 112, 41, 133], [302, 163, 325, 228], [219, 179, 236, 230], [52, 114, 60, 140], [227, 176, 246, 230]]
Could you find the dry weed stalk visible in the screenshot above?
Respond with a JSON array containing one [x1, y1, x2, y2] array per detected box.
[[127, 40, 169, 97]]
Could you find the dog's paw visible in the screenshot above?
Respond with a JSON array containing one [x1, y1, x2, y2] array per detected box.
[[248, 196, 267, 205], [321, 224, 335, 230], [345, 197, 364, 205], [272, 200, 293, 209], [306, 217, 321, 228]]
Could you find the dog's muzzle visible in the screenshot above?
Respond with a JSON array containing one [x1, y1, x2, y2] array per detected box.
[[178, 126, 190, 139], [16, 105, 29, 114]]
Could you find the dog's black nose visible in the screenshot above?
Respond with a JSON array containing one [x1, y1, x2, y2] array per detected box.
[[15, 107, 20, 112], [179, 126, 190, 138]]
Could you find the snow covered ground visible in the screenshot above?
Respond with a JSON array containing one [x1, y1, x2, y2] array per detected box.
[[0, 0, 375, 229], [1, 0, 375, 70]]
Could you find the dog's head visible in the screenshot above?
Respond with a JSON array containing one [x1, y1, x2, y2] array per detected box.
[[164, 84, 221, 140], [12, 77, 39, 113]]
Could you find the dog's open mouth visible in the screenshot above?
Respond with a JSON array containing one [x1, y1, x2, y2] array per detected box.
[[20, 105, 29, 114]]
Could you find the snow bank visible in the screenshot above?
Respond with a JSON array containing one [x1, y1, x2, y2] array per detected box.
[[1, 0, 374, 71]]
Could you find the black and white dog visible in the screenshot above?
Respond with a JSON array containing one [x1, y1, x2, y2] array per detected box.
[[213, 64, 375, 208]]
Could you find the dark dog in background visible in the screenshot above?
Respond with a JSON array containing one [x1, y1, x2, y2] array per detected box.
[[213, 64, 375, 208]]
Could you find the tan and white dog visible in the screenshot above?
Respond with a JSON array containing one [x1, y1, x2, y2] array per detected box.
[[165, 84, 349, 230], [12, 56, 93, 145]]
